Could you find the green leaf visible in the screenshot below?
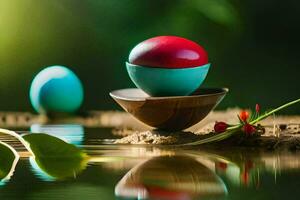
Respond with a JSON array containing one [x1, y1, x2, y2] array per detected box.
[[23, 133, 88, 180], [0, 141, 19, 183]]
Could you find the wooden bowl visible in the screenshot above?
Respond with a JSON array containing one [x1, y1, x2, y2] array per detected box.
[[110, 87, 228, 131]]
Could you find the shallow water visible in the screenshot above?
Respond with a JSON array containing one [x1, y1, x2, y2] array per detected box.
[[1, 125, 300, 200]]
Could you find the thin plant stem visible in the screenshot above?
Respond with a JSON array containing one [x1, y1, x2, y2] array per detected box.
[[181, 128, 239, 146], [183, 98, 300, 146], [250, 98, 300, 124]]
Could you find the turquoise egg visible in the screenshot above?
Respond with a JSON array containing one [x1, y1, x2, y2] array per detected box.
[[126, 62, 210, 96], [30, 66, 84, 114]]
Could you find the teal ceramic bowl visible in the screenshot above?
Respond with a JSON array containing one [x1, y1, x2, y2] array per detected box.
[[126, 62, 210, 96]]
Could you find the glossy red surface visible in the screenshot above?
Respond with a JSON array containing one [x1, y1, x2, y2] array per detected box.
[[128, 36, 208, 68]]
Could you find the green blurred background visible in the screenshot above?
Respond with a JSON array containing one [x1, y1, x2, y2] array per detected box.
[[0, 0, 299, 113]]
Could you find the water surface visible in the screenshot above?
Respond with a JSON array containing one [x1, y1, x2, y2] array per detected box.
[[1, 125, 300, 200]]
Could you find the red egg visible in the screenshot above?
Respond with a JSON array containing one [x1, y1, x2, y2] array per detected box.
[[128, 36, 208, 68]]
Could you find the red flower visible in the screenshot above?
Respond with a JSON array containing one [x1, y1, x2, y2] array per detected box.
[[241, 161, 254, 186], [214, 122, 228, 133], [255, 104, 260, 113], [239, 110, 249, 122], [242, 123, 256, 135]]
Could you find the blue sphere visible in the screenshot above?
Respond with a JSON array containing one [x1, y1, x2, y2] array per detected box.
[[30, 66, 84, 114]]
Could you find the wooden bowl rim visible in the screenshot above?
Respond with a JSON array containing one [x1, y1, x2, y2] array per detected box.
[[109, 87, 229, 102]]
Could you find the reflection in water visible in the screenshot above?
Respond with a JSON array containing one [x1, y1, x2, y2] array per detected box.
[[215, 160, 251, 187], [3, 125, 300, 199], [30, 124, 84, 145], [89, 146, 176, 171], [27, 185, 113, 200], [0, 141, 19, 186], [115, 155, 227, 200], [29, 157, 55, 181], [213, 151, 300, 187]]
